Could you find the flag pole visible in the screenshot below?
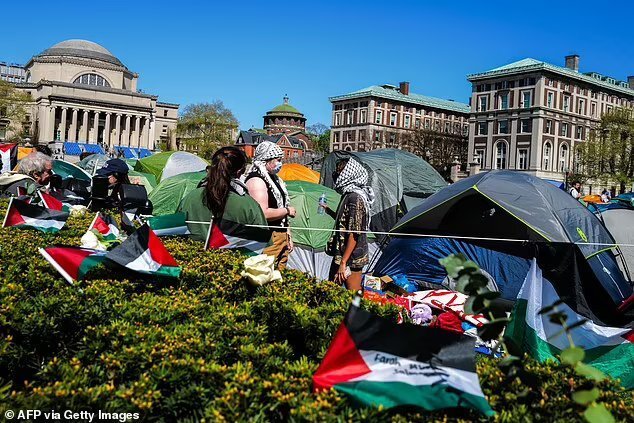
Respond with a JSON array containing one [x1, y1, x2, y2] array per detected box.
[[38, 247, 75, 286], [2, 197, 14, 228]]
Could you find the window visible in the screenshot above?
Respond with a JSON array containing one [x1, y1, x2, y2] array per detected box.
[[517, 149, 528, 170], [477, 122, 488, 135], [522, 91, 531, 108], [543, 142, 552, 170], [389, 133, 396, 144], [578, 99, 585, 115], [376, 101, 383, 108], [575, 126, 583, 139], [375, 110, 383, 124], [563, 96, 570, 112], [374, 131, 381, 142], [561, 123, 569, 137], [73, 73, 111, 87], [404, 115, 411, 128], [334, 132, 340, 143], [444, 122, 450, 133], [478, 96, 488, 112], [494, 141, 507, 169], [424, 119, 430, 129], [390, 112, 397, 126], [545, 119, 553, 134], [498, 120, 509, 134], [163, 110, 168, 117], [591, 103, 597, 117], [360, 109, 367, 123], [346, 111, 353, 125], [559, 143, 569, 172], [0, 127, 6, 140], [415, 118, 420, 129], [335, 113, 341, 126], [520, 119, 532, 133], [499, 93, 509, 110], [359, 130, 366, 141], [547, 92, 554, 108], [475, 149, 485, 166]]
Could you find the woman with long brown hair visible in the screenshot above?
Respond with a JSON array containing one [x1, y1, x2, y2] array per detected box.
[[179, 146, 269, 242]]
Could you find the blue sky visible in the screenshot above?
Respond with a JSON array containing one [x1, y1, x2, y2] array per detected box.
[[2, 0, 633, 130]]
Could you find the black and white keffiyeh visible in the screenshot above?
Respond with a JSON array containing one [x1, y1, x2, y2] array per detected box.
[[334, 158, 375, 224], [242, 141, 290, 210]]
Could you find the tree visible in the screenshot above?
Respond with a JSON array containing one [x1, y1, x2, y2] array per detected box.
[[576, 108, 634, 193], [0, 79, 32, 142], [401, 129, 468, 178], [307, 123, 331, 153], [176, 101, 239, 159]]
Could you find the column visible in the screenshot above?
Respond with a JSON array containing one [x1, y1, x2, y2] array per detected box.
[[104, 113, 111, 148], [142, 116, 150, 149], [69, 109, 78, 142], [80, 110, 89, 141], [60, 108, 68, 142], [114, 114, 121, 147], [48, 105, 57, 141], [134, 115, 141, 148], [92, 111, 100, 143], [125, 115, 131, 146]]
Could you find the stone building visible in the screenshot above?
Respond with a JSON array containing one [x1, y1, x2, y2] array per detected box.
[[467, 55, 634, 185], [0, 39, 178, 157], [328, 82, 470, 152]]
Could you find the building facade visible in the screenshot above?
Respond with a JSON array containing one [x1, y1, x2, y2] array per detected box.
[[236, 129, 306, 159], [328, 82, 470, 153], [0, 39, 178, 154], [467, 55, 634, 183], [0, 62, 27, 84]]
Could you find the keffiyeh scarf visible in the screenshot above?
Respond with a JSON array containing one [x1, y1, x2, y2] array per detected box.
[[242, 141, 290, 211], [334, 158, 375, 226]]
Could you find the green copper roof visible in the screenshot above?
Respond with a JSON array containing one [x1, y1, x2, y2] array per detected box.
[[329, 85, 470, 114], [468, 58, 634, 96], [269, 103, 303, 115]]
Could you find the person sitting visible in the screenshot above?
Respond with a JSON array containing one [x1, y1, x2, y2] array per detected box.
[[600, 189, 611, 203], [1, 152, 54, 196], [324, 158, 374, 291], [569, 182, 582, 200], [179, 146, 268, 242], [95, 158, 131, 208], [244, 141, 296, 270]]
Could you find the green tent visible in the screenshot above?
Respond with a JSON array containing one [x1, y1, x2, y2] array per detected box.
[[135, 151, 208, 182], [128, 170, 157, 194], [148, 171, 206, 215], [52, 160, 92, 182]]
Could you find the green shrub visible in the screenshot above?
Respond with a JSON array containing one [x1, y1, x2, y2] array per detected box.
[[0, 198, 632, 422]]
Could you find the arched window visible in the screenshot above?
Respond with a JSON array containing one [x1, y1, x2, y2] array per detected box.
[[543, 142, 552, 170], [559, 143, 569, 172], [494, 141, 507, 169], [73, 73, 111, 87]]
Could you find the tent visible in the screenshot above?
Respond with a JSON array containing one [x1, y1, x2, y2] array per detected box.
[[77, 154, 124, 175], [589, 201, 634, 278], [135, 151, 208, 182], [374, 170, 633, 325], [320, 149, 446, 236], [18, 147, 34, 160], [148, 171, 206, 215], [279, 164, 320, 184], [52, 159, 92, 182], [128, 170, 157, 194]]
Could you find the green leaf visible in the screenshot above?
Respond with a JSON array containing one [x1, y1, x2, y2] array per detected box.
[[477, 319, 509, 341], [575, 362, 607, 382], [572, 388, 600, 405], [583, 403, 615, 423], [565, 319, 589, 333], [560, 347, 585, 365], [439, 255, 467, 278], [538, 298, 567, 315], [549, 311, 568, 325]]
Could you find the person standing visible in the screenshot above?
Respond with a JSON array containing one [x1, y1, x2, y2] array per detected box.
[[569, 182, 582, 200], [325, 158, 374, 291], [244, 141, 296, 269]]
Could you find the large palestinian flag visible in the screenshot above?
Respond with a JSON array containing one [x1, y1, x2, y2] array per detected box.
[[106, 224, 181, 278], [205, 218, 271, 255], [38, 191, 70, 212], [39, 246, 107, 285], [506, 259, 634, 389], [89, 212, 120, 241], [313, 303, 494, 416], [2, 198, 69, 233], [147, 212, 190, 236], [0, 143, 17, 174]]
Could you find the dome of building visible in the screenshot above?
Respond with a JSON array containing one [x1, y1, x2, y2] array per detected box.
[[36, 39, 125, 67], [267, 96, 304, 116]]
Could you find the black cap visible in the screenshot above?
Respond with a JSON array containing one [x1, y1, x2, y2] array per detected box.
[[96, 159, 129, 176]]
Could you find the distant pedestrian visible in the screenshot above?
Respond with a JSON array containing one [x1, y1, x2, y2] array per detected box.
[[601, 189, 611, 203], [569, 182, 582, 200]]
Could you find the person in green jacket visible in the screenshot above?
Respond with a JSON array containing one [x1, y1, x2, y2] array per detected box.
[[178, 146, 269, 243]]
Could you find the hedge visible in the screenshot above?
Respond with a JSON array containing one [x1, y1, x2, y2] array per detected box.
[[0, 198, 632, 422]]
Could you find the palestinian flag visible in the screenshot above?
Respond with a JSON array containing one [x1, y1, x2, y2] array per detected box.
[[205, 218, 271, 255], [313, 303, 494, 416], [106, 224, 181, 278], [38, 191, 70, 212], [506, 259, 634, 389], [39, 246, 106, 285], [89, 212, 120, 241], [2, 198, 69, 233], [0, 143, 17, 174], [147, 212, 190, 236], [120, 211, 137, 235], [16, 186, 28, 197]]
